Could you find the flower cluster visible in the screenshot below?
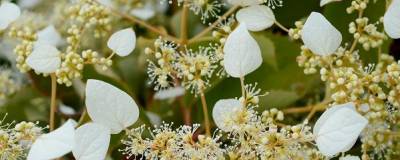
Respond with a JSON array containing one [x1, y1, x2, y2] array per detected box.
[[0, 120, 43, 160], [121, 123, 224, 159], [146, 38, 220, 94], [8, 27, 36, 73]]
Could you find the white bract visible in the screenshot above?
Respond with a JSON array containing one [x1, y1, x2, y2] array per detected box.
[[18, 0, 41, 9], [107, 28, 136, 57], [131, 2, 156, 20], [27, 120, 77, 160], [223, 23, 263, 78], [72, 123, 110, 160], [154, 86, 185, 100], [236, 5, 275, 32], [383, 0, 400, 39], [313, 102, 368, 157], [26, 43, 61, 73], [37, 25, 64, 47], [339, 155, 360, 160], [0, 2, 21, 30], [85, 79, 140, 134], [227, 0, 262, 7], [212, 99, 242, 132], [320, 0, 342, 7], [301, 12, 342, 56]]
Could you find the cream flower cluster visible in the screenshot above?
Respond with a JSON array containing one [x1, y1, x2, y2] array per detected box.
[[146, 38, 220, 94], [0, 120, 43, 160]]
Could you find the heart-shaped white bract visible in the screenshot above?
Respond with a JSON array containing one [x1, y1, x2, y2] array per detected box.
[[212, 99, 242, 132], [320, 0, 342, 7], [85, 79, 140, 134], [37, 25, 64, 47], [223, 23, 263, 78], [313, 102, 368, 157], [236, 5, 275, 32], [383, 0, 400, 39], [26, 43, 61, 74], [301, 12, 342, 56], [72, 123, 110, 160], [227, 0, 263, 7], [0, 2, 21, 30], [107, 28, 136, 57], [27, 119, 77, 160]]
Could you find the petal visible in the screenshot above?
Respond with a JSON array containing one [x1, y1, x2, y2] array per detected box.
[[320, 0, 342, 7], [301, 12, 342, 56], [107, 28, 136, 57], [236, 5, 275, 32], [26, 43, 61, 73], [85, 79, 140, 134], [223, 23, 263, 77], [27, 120, 77, 160], [0, 2, 21, 30], [212, 99, 242, 132], [383, 0, 400, 39], [72, 123, 110, 160], [227, 0, 262, 6], [314, 105, 368, 157], [37, 25, 64, 47]]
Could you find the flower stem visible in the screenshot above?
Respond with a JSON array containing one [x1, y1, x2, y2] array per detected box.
[[50, 73, 58, 131], [189, 5, 240, 43], [180, 1, 189, 44], [200, 92, 211, 136], [240, 76, 246, 102], [274, 21, 289, 32]]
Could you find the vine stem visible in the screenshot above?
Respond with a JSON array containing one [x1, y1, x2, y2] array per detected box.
[[200, 92, 211, 136], [49, 73, 58, 131], [188, 5, 240, 43]]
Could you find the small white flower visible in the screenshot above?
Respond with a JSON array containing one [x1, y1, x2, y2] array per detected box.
[[72, 122, 110, 160], [154, 86, 185, 100], [313, 102, 368, 157], [0, 2, 21, 30], [27, 120, 77, 160], [320, 0, 342, 7], [36, 25, 64, 47], [339, 155, 360, 160], [212, 99, 242, 131], [383, 0, 400, 39], [85, 79, 140, 134], [223, 23, 263, 78], [301, 12, 342, 56], [236, 5, 275, 32], [227, 0, 263, 7], [26, 43, 61, 74], [107, 28, 137, 57]]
